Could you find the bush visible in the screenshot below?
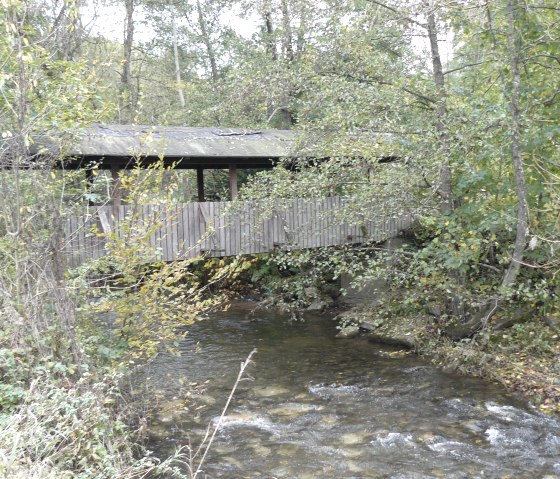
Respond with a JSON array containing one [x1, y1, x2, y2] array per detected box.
[[0, 372, 159, 479]]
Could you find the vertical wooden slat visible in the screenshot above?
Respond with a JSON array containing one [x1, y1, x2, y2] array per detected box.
[[171, 205, 178, 259], [297, 198, 303, 248], [250, 200, 255, 254], [305, 199, 310, 247], [224, 203, 231, 256], [153, 204, 161, 261], [306, 199, 311, 248], [232, 202, 239, 255], [164, 205, 171, 262], [177, 205, 185, 259], [172, 204, 179, 261], [247, 200, 253, 254], [293, 198, 298, 247], [161, 205, 169, 261], [272, 208, 279, 248], [302, 198, 306, 248], [184, 203, 190, 258], [64, 196, 415, 265], [321, 198, 326, 247], [215, 202, 222, 257], [185, 203, 194, 258], [328, 198, 333, 246], [192, 202, 200, 258]]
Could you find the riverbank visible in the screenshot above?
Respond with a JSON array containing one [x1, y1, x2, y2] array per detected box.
[[337, 304, 560, 414]]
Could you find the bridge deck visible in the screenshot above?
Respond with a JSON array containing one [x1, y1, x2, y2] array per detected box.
[[64, 198, 415, 267]]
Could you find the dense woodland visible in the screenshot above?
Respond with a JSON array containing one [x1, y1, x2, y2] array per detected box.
[[0, 0, 559, 477]]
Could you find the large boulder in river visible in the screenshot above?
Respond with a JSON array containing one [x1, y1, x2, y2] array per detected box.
[[367, 332, 415, 349], [307, 297, 334, 312], [336, 325, 361, 339]]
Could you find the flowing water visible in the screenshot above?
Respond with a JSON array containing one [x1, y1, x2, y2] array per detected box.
[[144, 303, 560, 478]]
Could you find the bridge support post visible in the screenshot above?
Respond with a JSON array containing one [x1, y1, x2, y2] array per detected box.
[[197, 168, 205, 202], [229, 163, 238, 200]]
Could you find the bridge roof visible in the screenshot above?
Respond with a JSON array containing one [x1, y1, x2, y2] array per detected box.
[[46, 124, 296, 170]]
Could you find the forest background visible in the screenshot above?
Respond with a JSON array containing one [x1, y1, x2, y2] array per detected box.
[[0, 0, 559, 477]]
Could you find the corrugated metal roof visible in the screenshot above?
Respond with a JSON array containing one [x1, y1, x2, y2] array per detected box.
[[66, 124, 295, 159]]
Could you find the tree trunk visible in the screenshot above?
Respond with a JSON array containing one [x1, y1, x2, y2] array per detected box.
[[426, 3, 453, 215], [281, 0, 294, 62], [501, 0, 529, 287], [448, 0, 530, 335], [196, 0, 218, 83], [263, 0, 278, 61], [295, 3, 307, 58], [484, 3, 506, 195], [120, 0, 136, 123], [172, 15, 186, 108]]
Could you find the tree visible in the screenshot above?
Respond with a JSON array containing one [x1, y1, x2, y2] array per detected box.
[[0, 0, 105, 367], [120, 0, 137, 122]]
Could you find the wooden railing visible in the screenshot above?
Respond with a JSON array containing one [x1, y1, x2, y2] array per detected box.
[[63, 197, 416, 267]]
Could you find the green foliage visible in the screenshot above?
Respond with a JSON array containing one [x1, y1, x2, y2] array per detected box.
[[0, 372, 161, 479], [0, 348, 28, 411], [79, 161, 228, 361], [1, 0, 559, 474]]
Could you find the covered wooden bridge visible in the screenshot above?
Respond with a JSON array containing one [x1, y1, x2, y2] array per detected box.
[[49, 124, 415, 266]]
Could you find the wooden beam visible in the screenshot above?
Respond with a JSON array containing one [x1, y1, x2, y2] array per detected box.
[[197, 168, 205, 202], [229, 163, 238, 200], [111, 164, 122, 207]]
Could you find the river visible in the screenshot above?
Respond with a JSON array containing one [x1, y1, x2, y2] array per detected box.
[[144, 303, 560, 478]]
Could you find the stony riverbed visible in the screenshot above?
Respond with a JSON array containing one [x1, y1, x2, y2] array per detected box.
[[142, 303, 560, 479]]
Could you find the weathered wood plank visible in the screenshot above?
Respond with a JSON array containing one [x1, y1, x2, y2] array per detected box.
[[65, 197, 414, 265]]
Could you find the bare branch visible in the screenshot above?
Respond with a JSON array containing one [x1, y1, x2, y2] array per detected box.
[[364, 0, 428, 28], [443, 60, 491, 75], [322, 70, 436, 105]]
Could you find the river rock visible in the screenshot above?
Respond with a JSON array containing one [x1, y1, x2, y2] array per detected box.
[[375, 349, 413, 359], [190, 393, 217, 405], [375, 387, 396, 397], [251, 445, 272, 457], [254, 385, 290, 397], [216, 412, 255, 426], [340, 431, 368, 445], [277, 444, 301, 456], [160, 398, 186, 410], [298, 473, 319, 479], [147, 424, 169, 440], [368, 332, 415, 349], [463, 420, 484, 433], [221, 456, 243, 469], [336, 325, 360, 338], [156, 413, 176, 424], [347, 462, 365, 474], [426, 302, 443, 317], [320, 415, 338, 425], [304, 286, 319, 297], [213, 444, 236, 455], [358, 321, 379, 331], [417, 432, 436, 443], [269, 403, 322, 418], [307, 297, 334, 312], [340, 448, 364, 458]]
